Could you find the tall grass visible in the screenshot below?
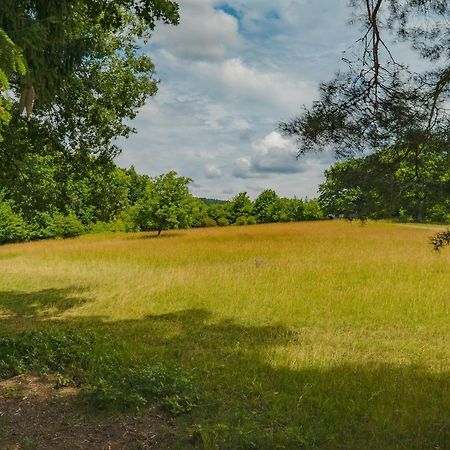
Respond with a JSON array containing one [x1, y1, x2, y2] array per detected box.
[[0, 221, 448, 448]]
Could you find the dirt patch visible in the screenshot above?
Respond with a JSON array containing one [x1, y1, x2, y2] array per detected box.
[[0, 375, 177, 449]]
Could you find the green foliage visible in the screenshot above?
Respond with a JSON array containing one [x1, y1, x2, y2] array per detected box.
[[208, 203, 230, 225], [202, 217, 218, 228], [217, 216, 230, 227], [46, 213, 85, 239], [189, 196, 209, 228], [0, 27, 26, 139], [302, 199, 325, 221], [254, 189, 282, 223], [229, 192, 254, 223], [0, 330, 198, 415], [199, 197, 227, 206], [0, 1, 179, 108], [235, 216, 248, 226], [0, 193, 29, 243], [319, 147, 450, 222], [134, 171, 194, 235]]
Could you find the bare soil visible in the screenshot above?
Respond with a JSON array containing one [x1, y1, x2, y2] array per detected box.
[[0, 375, 177, 449]]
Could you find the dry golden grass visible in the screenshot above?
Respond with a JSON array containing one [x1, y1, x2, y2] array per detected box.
[[0, 221, 449, 448]]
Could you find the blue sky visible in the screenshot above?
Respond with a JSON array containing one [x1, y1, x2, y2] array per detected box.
[[116, 0, 359, 199]]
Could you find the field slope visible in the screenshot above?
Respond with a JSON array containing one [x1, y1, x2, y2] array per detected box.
[[0, 221, 449, 449]]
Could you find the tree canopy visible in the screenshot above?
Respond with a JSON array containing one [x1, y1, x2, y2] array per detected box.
[[280, 1, 450, 162], [0, 1, 179, 157]]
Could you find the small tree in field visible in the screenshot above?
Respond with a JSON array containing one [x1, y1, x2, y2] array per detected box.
[[135, 171, 194, 236]]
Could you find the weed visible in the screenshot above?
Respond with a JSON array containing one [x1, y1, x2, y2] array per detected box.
[[0, 330, 198, 415]]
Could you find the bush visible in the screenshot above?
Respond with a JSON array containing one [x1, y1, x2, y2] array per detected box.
[[217, 217, 229, 227], [48, 213, 85, 238], [89, 219, 127, 234], [303, 200, 325, 221], [88, 221, 110, 233], [431, 229, 450, 251], [235, 216, 248, 226], [426, 205, 450, 224], [246, 216, 257, 225], [202, 217, 218, 227], [0, 196, 29, 244], [0, 330, 199, 415]]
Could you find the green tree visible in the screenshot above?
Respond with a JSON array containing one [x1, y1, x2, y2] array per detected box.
[[318, 147, 450, 222], [254, 189, 283, 223], [0, 1, 178, 108], [303, 199, 324, 221], [229, 192, 254, 224], [208, 203, 231, 225], [273, 198, 302, 222], [0, 191, 29, 243], [123, 166, 150, 205], [0, 28, 26, 138], [134, 171, 194, 236]]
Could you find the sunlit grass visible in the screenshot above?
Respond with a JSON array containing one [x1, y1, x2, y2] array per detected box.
[[0, 221, 449, 448]]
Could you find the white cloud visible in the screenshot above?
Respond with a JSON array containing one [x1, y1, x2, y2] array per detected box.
[[116, 0, 355, 199], [232, 132, 304, 178], [154, 0, 241, 61], [195, 58, 315, 112], [204, 164, 222, 178]]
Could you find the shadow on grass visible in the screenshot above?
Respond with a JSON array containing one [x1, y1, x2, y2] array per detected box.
[[126, 232, 185, 240], [0, 288, 90, 317], [0, 290, 448, 449]]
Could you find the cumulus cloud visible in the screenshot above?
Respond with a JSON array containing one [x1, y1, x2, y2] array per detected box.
[[116, 0, 354, 199], [204, 164, 223, 178], [194, 58, 315, 112], [251, 132, 302, 174], [232, 132, 304, 178], [154, 0, 241, 61]]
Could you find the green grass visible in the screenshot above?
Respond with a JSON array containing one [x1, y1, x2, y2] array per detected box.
[[0, 221, 449, 449]]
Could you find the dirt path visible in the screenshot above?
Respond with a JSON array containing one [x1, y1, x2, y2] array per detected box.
[[0, 375, 177, 449]]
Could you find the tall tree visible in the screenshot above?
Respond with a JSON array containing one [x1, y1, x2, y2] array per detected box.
[[280, 1, 450, 162], [134, 171, 195, 236], [0, 28, 25, 138], [280, 0, 450, 245], [0, 1, 178, 108]]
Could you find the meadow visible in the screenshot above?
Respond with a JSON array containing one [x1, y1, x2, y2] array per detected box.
[[0, 221, 449, 449]]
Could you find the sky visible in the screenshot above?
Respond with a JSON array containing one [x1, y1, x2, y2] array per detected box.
[[116, 0, 360, 200]]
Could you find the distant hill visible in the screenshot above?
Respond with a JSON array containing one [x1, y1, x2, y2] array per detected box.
[[198, 197, 228, 206]]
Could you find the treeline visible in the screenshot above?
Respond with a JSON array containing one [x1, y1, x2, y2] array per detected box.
[[319, 146, 450, 223], [0, 156, 324, 244]]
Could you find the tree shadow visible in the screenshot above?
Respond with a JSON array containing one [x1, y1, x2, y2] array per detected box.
[[0, 288, 90, 318], [0, 296, 448, 449]]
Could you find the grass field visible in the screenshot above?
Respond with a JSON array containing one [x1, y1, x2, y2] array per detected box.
[[0, 221, 449, 449]]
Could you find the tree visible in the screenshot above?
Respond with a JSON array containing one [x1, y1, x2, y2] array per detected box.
[[229, 192, 254, 224], [281, 1, 450, 163], [134, 171, 194, 236], [0, 28, 26, 139], [279, 198, 305, 222], [0, 1, 178, 108], [0, 1, 179, 167], [254, 189, 283, 223], [208, 203, 231, 225], [318, 146, 450, 222]]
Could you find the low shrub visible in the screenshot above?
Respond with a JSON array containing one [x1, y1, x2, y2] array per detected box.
[[217, 217, 229, 227], [0, 196, 29, 244], [235, 216, 248, 226], [47, 213, 85, 238], [431, 229, 450, 251], [0, 330, 198, 415], [202, 217, 218, 227]]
